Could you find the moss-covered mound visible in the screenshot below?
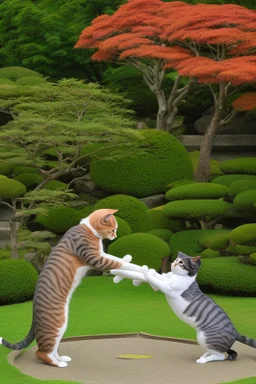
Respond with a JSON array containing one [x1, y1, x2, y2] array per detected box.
[[165, 183, 228, 201], [163, 199, 232, 220], [108, 233, 170, 270], [13, 166, 39, 175], [16, 76, 46, 86], [147, 229, 173, 243], [200, 249, 222, 258], [0, 178, 26, 199], [164, 179, 196, 192], [230, 224, 256, 245], [90, 130, 193, 197], [233, 190, 256, 212], [228, 180, 256, 199], [211, 174, 256, 187], [169, 230, 205, 260], [76, 206, 95, 221], [235, 245, 256, 255], [198, 230, 231, 250], [136, 208, 184, 233], [198, 257, 256, 296], [44, 180, 68, 191], [95, 194, 148, 232], [220, 157, 256, 175], [0, 260, 38, 305], [14, 173, 43, 188], [115, 217, 132, 239], [249, 252, 256, 265], [37, 207, 81, 233], [0, 66, 42, 81]]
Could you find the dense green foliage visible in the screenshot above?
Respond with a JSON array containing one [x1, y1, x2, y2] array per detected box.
[[163, 199, 232, 220], [198, 257, 256, 296], [108, 233, 170, 270], [0, 260, 38, 305], [233, 190, 256, 212], [13, 166, 39, 175], [90, 130, 193, 197], [147, 229, 173, 243], [44, 180, 68, 191], [200, 248, 222, 258], [220, 157, 256, 175], [14, 173, 43, 188], [95, 194, 148, 232], [115, 217, 132, 239], [198, 230, 231, 250], [230, 224, 256, 245], [136, 208, 184, 233], [165, 179, 196, 192], [0, 66, 42, 80], [211, 174, 256, 186], [0, 178, 26, 198], [37, 207, 81, 233], [169, 230, 205, 260], [165, 182, 228, 201], [228, 180, 256, 199]]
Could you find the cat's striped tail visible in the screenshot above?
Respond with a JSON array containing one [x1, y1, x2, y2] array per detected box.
[[0, 324, 34, 350], [236, 332, 256, 349]]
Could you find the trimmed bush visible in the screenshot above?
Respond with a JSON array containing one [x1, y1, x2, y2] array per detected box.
[[95, 194, 148, 232], [0, 260, 38, 305], [76, 206, 95, 221], [165, 183, 228, 201], [163, 199, 232, 220], [233, 190, 256, 212], [44, 180, 68, 191], [230, 224, 256, 245], [37, 207, 81, 233], [164, 179, 196, 192], [169, 230, 205, 260], [200, 249, 222, 258], [0, 178, 26, 199], [90, 130, 193, 197], [0, 66, 42, 81], [0, 163, 14, 175], [249, 252, 256, 265], [14, 173, 43, 188], [136, 208, 184, 233], [0, 175, 7, 179], [16, 76, 46, 86], [147, 229, 173, 243], [13, 166, 39, 175], [198, 230, 231, 250], [211, 174, 256, 187], [108, 233, 170, 270], [220, 157, 256, 175], [115, 217, 132, 239], [197, 257, 256, 296], [235, 245, 256, 255], [0, 78, 15, 85], [228, 180, 256, 199]]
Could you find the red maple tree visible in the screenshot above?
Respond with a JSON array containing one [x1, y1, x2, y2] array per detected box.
[[76, 0, 256, 181]]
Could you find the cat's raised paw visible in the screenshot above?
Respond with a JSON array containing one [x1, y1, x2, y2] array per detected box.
[[58, 355, 72, 362], [57, 361, 68, 368]]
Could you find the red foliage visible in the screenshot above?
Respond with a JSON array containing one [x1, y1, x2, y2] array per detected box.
[[233, 92, 256, 111]]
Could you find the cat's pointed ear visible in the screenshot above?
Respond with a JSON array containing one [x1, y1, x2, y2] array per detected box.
[[103, 209, 118, 223], [191, 256, 201, 263]]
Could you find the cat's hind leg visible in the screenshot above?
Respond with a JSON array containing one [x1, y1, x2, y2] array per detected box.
[[196, 349, 225, 364], [55, 352, 72, 362], [35, 350, 68, 368]]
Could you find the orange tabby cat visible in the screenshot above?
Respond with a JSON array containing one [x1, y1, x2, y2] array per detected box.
[[0, 209, 140, 367]]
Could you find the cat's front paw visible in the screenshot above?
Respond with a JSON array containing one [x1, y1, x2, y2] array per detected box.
[[122, 254, 132, 263]]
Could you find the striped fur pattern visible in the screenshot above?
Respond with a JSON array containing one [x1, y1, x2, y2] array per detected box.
[[0, 209, 135, 368], [111, 251, 256, 363]]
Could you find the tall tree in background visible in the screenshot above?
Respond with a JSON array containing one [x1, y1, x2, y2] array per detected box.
[[76, 0, 256, 181]]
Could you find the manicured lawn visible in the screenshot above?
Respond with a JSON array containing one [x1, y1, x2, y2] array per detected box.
[[1, 276, 256, 384]]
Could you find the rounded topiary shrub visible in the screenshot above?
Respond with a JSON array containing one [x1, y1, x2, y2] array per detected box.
[[0, 175, 7, 179], [233, 190, 256, 212], [165, 183, 228, 201], [44, 180, 68, 191], [249, 252, 256, 265], [164, 179, 196, 192], [220, 157, 256, 175], [169, 230, 205, 260], [230, 224, 256, 245], [163, 200, 232, 220], [0, 178, 26, 199], [108, 233, 170, 270], [198, 230, 231, 250], [197, 257, 256, 296], [14, 173, 43, 188], [76, 206, 95, 221], [0, 260, 38, 305], [90, 130, 193, 197], [37, 207, 81, 233], [200, 249, 222, 258], [228, 180, 256, 199], [16, 76, 46, 86], [235, 245, 256, 255], [211, 174, 256, 187], [147, 229, 173, 243], [95, 194, 148, 232], [115, 217, 132, 239], [13, 166, 39, 175], [0, 66, 42, 81], [136, 208, 184, 233]]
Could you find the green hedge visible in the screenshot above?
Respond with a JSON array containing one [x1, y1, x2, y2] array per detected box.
[[220, 157, 256, 175], [136, 208, 184, 233], [147, 229, 173, 243], [14, 173, 43, 188], [108, 233, 170, 270], [169, 230, 205, 260], [0, 66, 42, 81], [249, 253, 256, 265], [198, 257, 256, 296], [233, 190, 256, 212], [163, 199, 232, 220], [230, 224, 256, 245], [211, 174, 256, 187], [198, 230, 231, 250], [0, 178, 26, 199], [95, 194, 148, 232], [37, 207, 81, 233], [200, 248, 222, 258], [165, 183, 228, 201], [90, 130, 193, 197], [13, 166, 39, 175], [228, 180, 256, 199], [16, 76, 46, 86], [0, 260, 38, 305], [235, 245, 256, 255]]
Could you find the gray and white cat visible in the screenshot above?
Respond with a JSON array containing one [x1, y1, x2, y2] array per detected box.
[[111, 252, 256, 363]]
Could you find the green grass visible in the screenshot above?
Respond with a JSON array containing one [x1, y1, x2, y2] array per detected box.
[[1, 276, 256, 384]]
